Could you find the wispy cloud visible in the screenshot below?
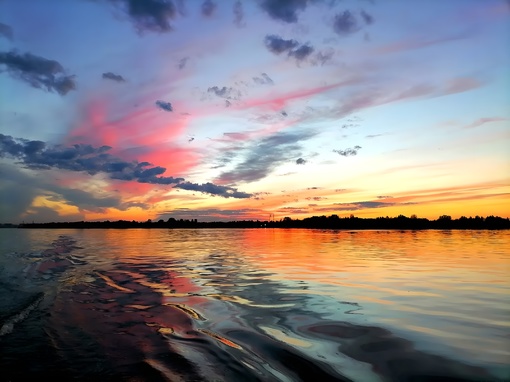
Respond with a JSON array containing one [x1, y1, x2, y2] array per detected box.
[[464, 117, 508, 129], [217, 130, 316, 184], [0, 22, 13, 41], [201, 0, 217, 17], [233, 0, 245, 27], [333, 146, 361, 157], [253, 73, 274, 85], [0, 50, 76, 95]]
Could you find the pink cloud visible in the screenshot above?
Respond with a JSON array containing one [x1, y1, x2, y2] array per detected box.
[[238, 78, 363, 112], [374, 31, 472, 55], [464, 117, 509, 129]]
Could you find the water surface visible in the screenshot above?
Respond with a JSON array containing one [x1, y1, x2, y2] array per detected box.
[[1, 228, 509, 381]]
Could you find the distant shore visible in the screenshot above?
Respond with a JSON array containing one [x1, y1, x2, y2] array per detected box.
[[6, 214, 510, 230]]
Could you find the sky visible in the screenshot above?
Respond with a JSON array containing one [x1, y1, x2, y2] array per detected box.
[[0, 0, 509, 223]]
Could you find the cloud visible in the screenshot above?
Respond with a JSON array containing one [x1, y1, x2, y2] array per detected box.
[[106, 0, 177, 33], [233, 1, 245, 27], [155, 100, 173, 111], [296, 157, 306, 165], [1, 135, 252, 200], [217, 130, 316, 184], [360, 10, 374, 25], [377, 195, 393, 199], [201, 0, 217, 17], [374, 32, 472, 55], [312, 49, 334, 66], [102, 71, 126, 82], [158, 207, 259, 222], [175, 182, 251, 198], [333, 10, 361, 36], [253, 73, 274, 85], [207, 86, 241, 100], [0, 134, 183, 185], [464, 117, 508, 129], [259, 0, 308, 23], [264, 35, 300, 54], [264, 35, 317, 63], [331, 200, 395, 210], [0, 50, 76, 95], [0, 22, 13, 41], [178, 57, 188, 69], [0, 163, 129, 223], [289, 44, 314, 60], [333, 145, 361, 156]]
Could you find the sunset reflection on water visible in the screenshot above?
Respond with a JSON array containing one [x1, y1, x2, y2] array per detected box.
[[1, 228, 509, 381]]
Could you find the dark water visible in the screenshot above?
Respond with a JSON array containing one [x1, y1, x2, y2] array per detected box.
[[0, 228, 509, 381]]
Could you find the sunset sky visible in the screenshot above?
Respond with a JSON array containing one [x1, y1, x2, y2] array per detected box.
[[0, 0, 509, 223]]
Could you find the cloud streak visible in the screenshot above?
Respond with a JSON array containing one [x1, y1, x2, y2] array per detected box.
[[217, 130, 316, 184]]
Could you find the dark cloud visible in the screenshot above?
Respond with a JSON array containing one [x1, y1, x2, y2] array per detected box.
[[217, 130, 316, 184], [333, 10, 360, 35], [207, 86, 241, 100], [360, 10, 374, 25], [0, 50, 76, 95], [259, 0, 308, 23], [1, 135, 252, 200], [296, 158, 306, 165], [178, 57, 188, 69], [0, 22, 13, 41], [253, 72, 274, 85], [102, 71, 126, 82], [107, 0, 177, 33], [264, 35, 317, 62], [175, 182, 251, 198], [289, 44, 314, 60], [0, 134, 183, 185], [201, 0, 217, 17], [366, 133, 383, 138], [264, 34, 300, 54], [333, 145, 361, 156], [306, 196, 326, 201], [155, 100, 173, 111], [281, 110, 288, 116], [377, 195, 393, 199], [225, 100, 231, 107], [233, 1, 245, 27]]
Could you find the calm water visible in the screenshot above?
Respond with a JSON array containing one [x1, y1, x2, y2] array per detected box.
[[0, 228, 509, 381]]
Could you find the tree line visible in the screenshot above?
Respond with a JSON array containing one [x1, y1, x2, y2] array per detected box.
[[15, 214, 510, 230]]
